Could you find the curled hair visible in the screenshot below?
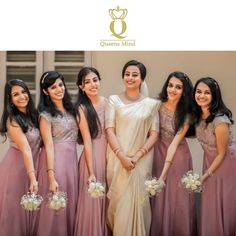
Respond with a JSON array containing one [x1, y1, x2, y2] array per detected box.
[[75, 67, 101, 143], [0, 79, 39, 141], [159, 71, 195, 136], [122, 60, 146, 81], [38, 71, 75, 117], [193, 77, 233, 125]]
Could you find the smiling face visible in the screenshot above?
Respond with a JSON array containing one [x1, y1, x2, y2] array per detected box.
[[46, 78, 65, 102], [11, 85, 29, 113], [166, 76, 184, 103], [80, 72, 101, 98], [195, 82, 212, 108], [123, 65, 142, 90]]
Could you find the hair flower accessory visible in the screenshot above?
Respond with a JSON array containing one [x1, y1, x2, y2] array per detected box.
[[47, 191, 68, 210], [88, 181, 105, 198], [144, 177, 165, 197], [20, 192, 43, 211], [181, 170, 202, 193]]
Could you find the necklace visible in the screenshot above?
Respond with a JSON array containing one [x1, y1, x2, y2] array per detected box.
[[124, 92, 141, 102]]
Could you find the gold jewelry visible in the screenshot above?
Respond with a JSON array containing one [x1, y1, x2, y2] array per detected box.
[[27, 170, 36, 175], [165, 160, 172, 165]]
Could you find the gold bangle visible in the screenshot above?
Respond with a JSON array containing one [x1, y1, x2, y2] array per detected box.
[[207, 170, 213, 177], [138, 149, 145, 156], [115, 149, 122, 156], [27, 170, 36, 175], [142, 147, 148, 154], [165, 160, 172, 165]]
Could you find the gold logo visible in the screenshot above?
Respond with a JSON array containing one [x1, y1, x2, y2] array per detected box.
[[109, 6, 128, 39]]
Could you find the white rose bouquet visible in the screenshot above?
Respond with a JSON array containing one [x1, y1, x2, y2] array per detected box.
[[88, 181, 105, 198], [144, 177, 165, 197], [181, 170, 202, 193], [47, 191, 68, 210], [20, 192, 43, 211]]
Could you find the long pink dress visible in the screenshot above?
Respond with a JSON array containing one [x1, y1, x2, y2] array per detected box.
[[0, 125, 41, 236], [151, 104, 196, 236], [74, 98, 109, 236], [196, 115, 236, 236], [35, 112, 79, 236]]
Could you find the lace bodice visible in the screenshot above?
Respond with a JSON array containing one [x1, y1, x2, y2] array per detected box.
[[40, 111, 78, 142], [196, 115, 234, 152]]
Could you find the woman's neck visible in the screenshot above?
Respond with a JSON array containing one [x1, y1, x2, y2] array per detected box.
[[164, 100, 178, 112]]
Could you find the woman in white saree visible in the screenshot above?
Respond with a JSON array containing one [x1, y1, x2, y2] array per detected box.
[[105, 60, 160, 236]]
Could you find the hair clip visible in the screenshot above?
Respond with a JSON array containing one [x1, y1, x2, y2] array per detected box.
[[41, 73, 49, 84]]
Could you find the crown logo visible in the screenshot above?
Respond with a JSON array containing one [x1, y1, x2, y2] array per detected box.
[[109, 6, 128, 39], [109, 6, 127, 20]]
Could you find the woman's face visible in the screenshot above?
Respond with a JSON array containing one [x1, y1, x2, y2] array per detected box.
[[195, 82, 212, 108], [166, 77, 183, 103], [46, 78, 65, 102], [123, 65, 142, 90], [80, 72, 100, 97], [11, 85, 29, 113]]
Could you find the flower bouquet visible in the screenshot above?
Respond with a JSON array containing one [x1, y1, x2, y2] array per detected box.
[[181, 170, 202, 193], [88, 181, 105, 198], [144, 177, 165, 197], [20, 192, 43, 211], [47, 191, 68, 210]]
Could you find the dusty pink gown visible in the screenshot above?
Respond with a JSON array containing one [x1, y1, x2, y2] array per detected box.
[[35, 112, 79, 236], [151, 104, 196, 236], [74, 99, 109, 236], [196, 115, 236, 236], [0, 125, 41, 236]]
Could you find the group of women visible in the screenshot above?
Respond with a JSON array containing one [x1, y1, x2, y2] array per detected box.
[[0, 60, 235, 236]]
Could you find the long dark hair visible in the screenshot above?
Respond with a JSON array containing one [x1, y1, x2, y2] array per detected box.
[[38, 71, 75, 117], [75, 67, 101, 143], [122, 60, 146, 81], [193, 77, 233, 125], [0, 79, 39, 140], [159, 71, 195, 136]]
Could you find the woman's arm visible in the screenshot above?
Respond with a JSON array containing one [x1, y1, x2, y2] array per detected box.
[[201, 123, 228, 183], [40, 116, 59, 192], [77, 107, 96, 182], [159, 123, 190, 181], [8, 121, 38, 193], [106, 127, 134, 171], [131, 130, 158, 165]]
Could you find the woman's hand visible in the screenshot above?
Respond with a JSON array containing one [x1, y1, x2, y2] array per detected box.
[[120, 157, 135, 171], [29, 179, 38, 193], [88, 174, 96, 183], [131, 154, 140, 165], [49, 179, 59, 193]]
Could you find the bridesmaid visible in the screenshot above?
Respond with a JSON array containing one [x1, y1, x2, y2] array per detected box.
[[74, 67, 109, 236], [193, 77, 236, 236], [106, 60, 159, 236], [35, 71, 79, 236], [0, 79, 41, 236], [151, 72, 196, 236]]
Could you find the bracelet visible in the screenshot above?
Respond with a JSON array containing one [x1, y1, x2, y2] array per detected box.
[[142, 147, 148, 154], [138, 149, 146, 156], [165, 160, 172, 165], [27, 170, 36, 175], [207, 170, 213, 177], [47, 169, 55, 173]]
